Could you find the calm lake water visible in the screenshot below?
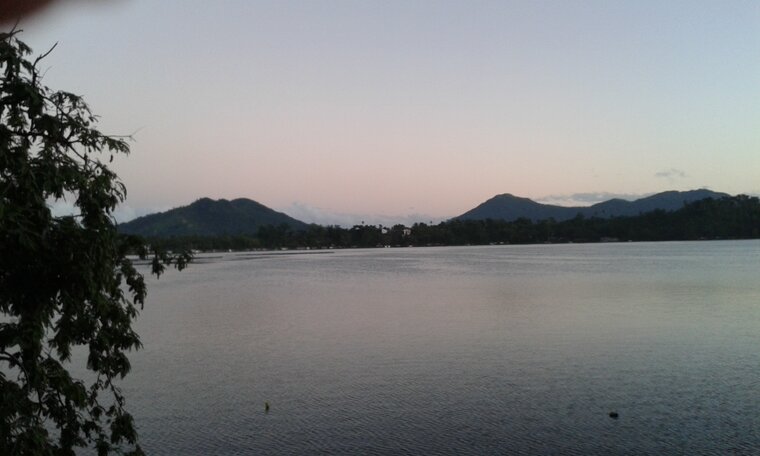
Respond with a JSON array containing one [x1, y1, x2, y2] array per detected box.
[[123, 241, 760, 455]]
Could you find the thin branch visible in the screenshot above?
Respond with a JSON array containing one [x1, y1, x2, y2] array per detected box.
[[0, 351, 22, 369], [33, 42, 58, 69]]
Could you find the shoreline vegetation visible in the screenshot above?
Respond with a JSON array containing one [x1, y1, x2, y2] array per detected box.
[[140, 195, 760, 253]]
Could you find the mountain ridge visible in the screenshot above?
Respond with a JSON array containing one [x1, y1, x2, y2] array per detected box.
[[118, 189, 733, 238], [456, 189, 730, 222], [118, 197, 309, 237]]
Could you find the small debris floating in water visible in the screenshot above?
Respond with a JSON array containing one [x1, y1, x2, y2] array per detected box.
[[608, 411, 619, 419], [265, 402, 270, 413]]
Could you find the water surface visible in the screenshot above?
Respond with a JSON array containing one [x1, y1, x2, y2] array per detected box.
[[124, 241, 760, 454]]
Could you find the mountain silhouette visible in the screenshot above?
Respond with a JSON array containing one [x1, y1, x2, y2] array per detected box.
[[118, 198, 308, 237], [456, 189, 729, 222]]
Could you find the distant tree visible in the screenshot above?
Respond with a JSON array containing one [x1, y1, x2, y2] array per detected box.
[[0, 30, 189, 455]]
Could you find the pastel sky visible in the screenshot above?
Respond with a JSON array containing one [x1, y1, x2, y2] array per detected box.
[[16, 1, 760, 224]]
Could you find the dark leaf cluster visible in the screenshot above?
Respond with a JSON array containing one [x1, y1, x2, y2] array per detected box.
[[1, 30, 190, 455]]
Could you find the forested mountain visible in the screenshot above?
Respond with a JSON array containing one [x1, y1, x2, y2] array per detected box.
[[457, 189, 728, 221], [119, 189, 739, 243], [118, 198, 308, 237], [146, 195, 760, 251]]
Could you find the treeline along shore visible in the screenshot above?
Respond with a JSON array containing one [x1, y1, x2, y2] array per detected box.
[[140, 195, 760, 252]]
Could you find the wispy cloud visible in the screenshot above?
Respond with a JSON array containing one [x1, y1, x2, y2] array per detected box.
[[279, 202, 448, 227], [47, 197, 166, 224], [537, 192, 651, 207], [655, 168, 688, 179], [47, 198, 78, 218], [112, 205, 167, 224]]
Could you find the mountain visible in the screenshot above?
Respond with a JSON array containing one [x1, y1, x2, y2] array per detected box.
[[456, 189, 730, 222], [118, 198, 309, 237]]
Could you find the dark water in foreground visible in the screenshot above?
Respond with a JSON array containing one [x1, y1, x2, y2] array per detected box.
[[123, 241, 760, 455]]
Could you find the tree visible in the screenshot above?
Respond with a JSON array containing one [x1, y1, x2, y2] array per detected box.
[[1, 30, 190, 455]]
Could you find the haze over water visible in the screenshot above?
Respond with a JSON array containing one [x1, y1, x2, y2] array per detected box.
[[126, 241, 760, 454]]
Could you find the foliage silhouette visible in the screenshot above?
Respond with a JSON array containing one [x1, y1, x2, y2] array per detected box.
[[0, 30, 190, 455]]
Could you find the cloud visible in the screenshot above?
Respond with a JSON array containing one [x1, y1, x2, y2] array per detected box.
[[46, 197, 164, 224], [655, 168, 687, 179], [537, 192, 651, 207], [47, 198, 77, 218], [112, 205, 139, 224], [113, 204, 171, 223], [279, 202, 448, 227]]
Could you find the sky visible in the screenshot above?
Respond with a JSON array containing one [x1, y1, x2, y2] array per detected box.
[[12, 0, 760, 225]]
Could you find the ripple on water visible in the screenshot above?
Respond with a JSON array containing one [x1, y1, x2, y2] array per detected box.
[[124, 242, 760, 455]]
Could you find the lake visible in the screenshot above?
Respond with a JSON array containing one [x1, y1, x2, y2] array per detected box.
[[123, 241, 760, 455]]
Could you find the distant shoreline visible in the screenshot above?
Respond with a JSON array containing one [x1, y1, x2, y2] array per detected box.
[[131, 195, 760, 253]]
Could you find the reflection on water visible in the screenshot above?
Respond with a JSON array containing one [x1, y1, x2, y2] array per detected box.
[[124, 241, 760, 454]]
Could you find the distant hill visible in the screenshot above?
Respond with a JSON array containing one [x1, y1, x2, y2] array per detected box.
[[456, 189, 730, 222], [118, 198, 309, 237]]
